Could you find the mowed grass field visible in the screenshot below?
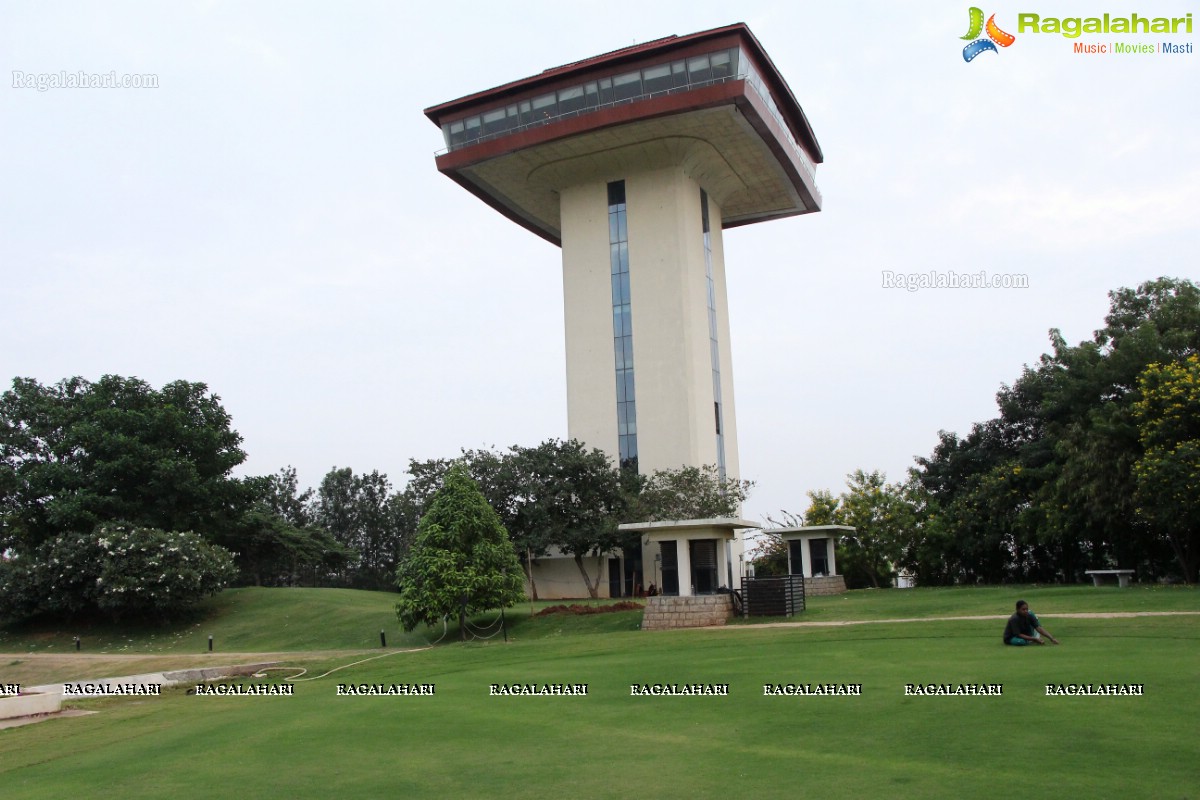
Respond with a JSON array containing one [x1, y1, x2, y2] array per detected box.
[[1, 586, 1197, 799]]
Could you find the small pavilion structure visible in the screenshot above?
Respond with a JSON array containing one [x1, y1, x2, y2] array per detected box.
[[619, 518, 757, 630], [772, 524, 851, 595]]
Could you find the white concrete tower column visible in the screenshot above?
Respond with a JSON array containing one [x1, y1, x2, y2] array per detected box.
[[561, 165, 739, 482]]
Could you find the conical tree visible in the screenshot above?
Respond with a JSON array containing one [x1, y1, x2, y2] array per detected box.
[[395, 464, 525, 640]]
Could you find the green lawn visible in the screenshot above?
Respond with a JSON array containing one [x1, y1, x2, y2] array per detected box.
[[1, 585, 1197, 799], [789, 583, 1199, 622]]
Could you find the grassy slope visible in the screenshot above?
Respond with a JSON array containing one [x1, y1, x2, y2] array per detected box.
[[1, 615, 1197, 799], [3, 585, 1195, 657], [0, 587, 426, 655]]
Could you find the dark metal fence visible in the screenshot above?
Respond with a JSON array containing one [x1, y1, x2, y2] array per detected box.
[[739, 574, 805, 617]]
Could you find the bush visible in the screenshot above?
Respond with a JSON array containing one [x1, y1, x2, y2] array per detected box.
[[0, 554, 42, 622], [0, 524, 236, 621]]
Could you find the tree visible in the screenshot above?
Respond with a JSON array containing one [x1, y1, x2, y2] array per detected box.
[[508, 439, 627, 599], [802, 490, 840, 526], [395, 465, 524, 640], [392, 451, 519, 579], [313, 467, 404, 589], [1134, 354, 1200, 582], [0, 375, 246, 553], [747, 530, 790, 577], [400, 448, 534, 535], [1036, 278, 1198, 578], [754, 493, 838, 577], [911, 277, 1200, 583], [246, 466, 315, 528], [783, 475, 918, 589], [625, 464, 753, 522], [751, 509, 803, 577], [399, 441, 629, 599], [230, 507, 353, 587]]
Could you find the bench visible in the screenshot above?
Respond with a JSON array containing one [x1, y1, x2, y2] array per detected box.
[[1085, 569, 1134, 588]]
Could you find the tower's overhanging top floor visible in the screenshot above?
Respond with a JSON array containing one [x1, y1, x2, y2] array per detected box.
[[424, 23, 824, 246]]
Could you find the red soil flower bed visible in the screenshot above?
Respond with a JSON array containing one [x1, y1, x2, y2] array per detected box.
[[535, 602, 645, 617]]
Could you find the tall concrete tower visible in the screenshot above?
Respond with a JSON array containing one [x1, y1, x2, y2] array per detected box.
[[425, 23, 822, 487]]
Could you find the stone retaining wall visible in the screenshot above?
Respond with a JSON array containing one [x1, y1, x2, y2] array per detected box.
[[641, 595, 732, 630], [162, 663, 279, 684], [804, 575, 847, 596], [0, 692, 62, 721]]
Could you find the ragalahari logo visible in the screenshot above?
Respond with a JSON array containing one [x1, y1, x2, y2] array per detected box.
[[962, 8, 1016, 61]]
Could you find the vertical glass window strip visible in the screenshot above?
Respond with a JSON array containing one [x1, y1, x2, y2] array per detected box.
[[702, 189, 727, 482], [608, 181, 637, 473]]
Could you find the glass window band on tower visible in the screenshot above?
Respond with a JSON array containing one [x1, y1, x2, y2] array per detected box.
[[609, 180, 638, 473], [701, 189, 727, 482]]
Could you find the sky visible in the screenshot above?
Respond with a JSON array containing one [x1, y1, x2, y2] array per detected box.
[[2, 1, 1197, 526]]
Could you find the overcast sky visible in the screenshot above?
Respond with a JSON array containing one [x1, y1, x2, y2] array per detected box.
[[3, 1, 1197, 525]]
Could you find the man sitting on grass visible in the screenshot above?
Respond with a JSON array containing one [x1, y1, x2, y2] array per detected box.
[[1003, 600, 1060, 646]]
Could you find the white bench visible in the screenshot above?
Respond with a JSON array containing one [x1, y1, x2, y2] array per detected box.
[[1085, 569, 1134, 588]]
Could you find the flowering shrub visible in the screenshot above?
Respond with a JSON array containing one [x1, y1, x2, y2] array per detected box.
[[0, 524, 236, 621], [0, 554, 42, 621]]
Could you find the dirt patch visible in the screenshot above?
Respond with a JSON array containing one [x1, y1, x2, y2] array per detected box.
[[536, 602, 645, 617]]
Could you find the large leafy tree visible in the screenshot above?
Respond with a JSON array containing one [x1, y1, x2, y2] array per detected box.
[[0, 375, 246, 552], [1134, 354, 1200, 582], [802, 489, 839, 526], [832, 470, 914, 589], [313, 467, 404, 589], [395, 465, 524, 640], [790, 474, 917, 589], [759, 476, 919, 588], [396, 450, 520, 548], [624, 464, 753, 522], [398, 441, 628, 599], [247, 466, 315, 528], [508, 439, 626, 599], [395, 447, 753, 599], [913, 277, 1199, 583], [228, 508, 353, 588]]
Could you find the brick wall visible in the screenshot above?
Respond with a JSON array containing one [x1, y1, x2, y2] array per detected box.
[[804, 575, 847, 596], [641, 595, 732, 630]]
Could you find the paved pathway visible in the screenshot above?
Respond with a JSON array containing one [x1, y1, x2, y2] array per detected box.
[[24, 661, 280, 696], [2, 662, 278, 734]]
